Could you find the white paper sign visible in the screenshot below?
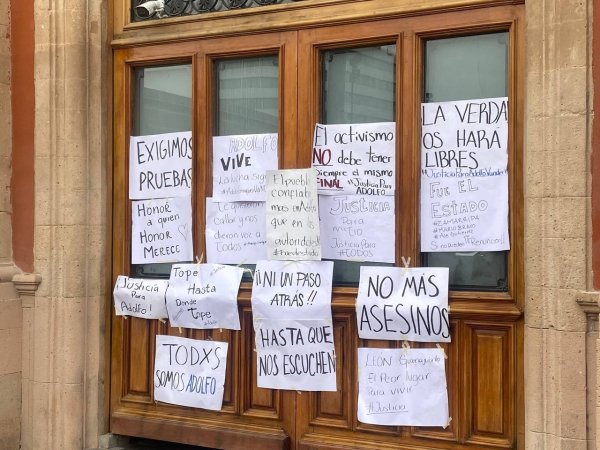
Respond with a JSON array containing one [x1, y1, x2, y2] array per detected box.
[[356, 267, 450, 342], [154, 335, 228, 410], [205, 198, 267, 264], [129, 131, 192, 200], [266, 169, 321, 260], [312, 122, 395, 196], [113, 276, 169, 320], [357, 347, 449, 426], [131, 196, 193, 264], [166, 263, 243, 330], [254, 318, 337, 391], [420, 97, 509, 252], [212, 133, 278, 202], [319, 194, 395, 263], [251, 260, 334, 321]]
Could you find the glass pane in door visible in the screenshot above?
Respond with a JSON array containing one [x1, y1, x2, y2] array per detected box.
[[215, 56, 279, 136], [131, 64, 193, 278], [321, 45, 396, 284], [213, 55, 279, 276], [422, 32, 509, 291]]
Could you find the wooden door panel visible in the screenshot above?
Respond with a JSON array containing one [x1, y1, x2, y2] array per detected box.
[[309, 312, 353, 430], [241, 306, 283, 419], [127, 317, 152, 395], [202, 328, 238, 410], [465, 322, 515, 447]]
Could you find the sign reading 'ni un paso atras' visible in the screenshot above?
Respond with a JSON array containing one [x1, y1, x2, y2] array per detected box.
[[251, 260, 337, 391]]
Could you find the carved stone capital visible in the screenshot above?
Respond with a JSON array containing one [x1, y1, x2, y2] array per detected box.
[[12, 273, 42, 308], [576, 292, 600, 333]]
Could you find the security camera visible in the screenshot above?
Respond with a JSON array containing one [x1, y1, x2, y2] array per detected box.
[[135, 0, 165, 18]]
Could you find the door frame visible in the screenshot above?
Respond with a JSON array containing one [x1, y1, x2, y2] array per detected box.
[[109, 3, 524, 449]]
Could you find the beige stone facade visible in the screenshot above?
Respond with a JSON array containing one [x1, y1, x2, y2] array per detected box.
[[0, 0, 21, 447], [0, 0, 597, 448], [524, 0, 595, 448]]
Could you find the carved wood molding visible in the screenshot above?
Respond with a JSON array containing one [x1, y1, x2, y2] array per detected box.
[[113, 0, 524, 47]]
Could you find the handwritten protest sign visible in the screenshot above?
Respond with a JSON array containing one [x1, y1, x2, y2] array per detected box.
[[266, 169, 321, 260], [252, 260, 336, 390], [205, 198, 267, 264], [251, 260, 334, 321], [312, 122, 395, 196], [254, 318, 337, 391], [357, 347, 449, 426], [356, 267, 450, 342], [420, 97, 509, 252], [212, 133, 278, 202], [129, 131, 192, 200], [319, 194, 395, 263], [166, 263, 243, 330], [113, 276, 169, 319], [131, 196, 193, 264], [154, 335, 228, 410]]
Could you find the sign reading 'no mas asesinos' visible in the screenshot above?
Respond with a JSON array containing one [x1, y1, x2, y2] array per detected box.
[[356, 266, 450, 342], [420, 97, 509, 252], [129, 131, 192, 200]]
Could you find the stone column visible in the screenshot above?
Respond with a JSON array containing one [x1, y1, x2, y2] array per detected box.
[[25, 0, 108, 449], [576, 294, 600, 449], [524, 0, 593, 447], [0, 0, 21, 446], [0, 268, 22, 449]]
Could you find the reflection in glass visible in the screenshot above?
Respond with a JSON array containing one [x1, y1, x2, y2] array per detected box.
[[132, 64, 193, 278], [422, 33, 509, 291], [214, 55, 279, 279], [321, 45, 396, 284], [215, 56, 279, 136]]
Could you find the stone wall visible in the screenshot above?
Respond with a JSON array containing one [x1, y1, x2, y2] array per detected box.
[[0, 0, 10, 263], [524, 0, 594, 447], [19, 0, 109, 449], [0, 0, 22, 447], [0, 284, 21, 450]]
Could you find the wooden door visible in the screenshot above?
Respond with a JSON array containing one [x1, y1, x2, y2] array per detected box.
[[111, 31, 299, 449], [110, 4, 524, 449]]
